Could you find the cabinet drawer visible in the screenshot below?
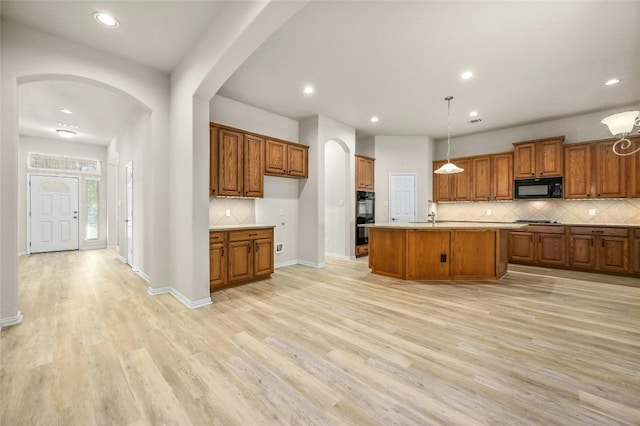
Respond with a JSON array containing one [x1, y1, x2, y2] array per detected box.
[[526, 225, 565, 234], [569, 227, 629, 237], [209, 232, 226, 243], [228, 228, 273, 241]]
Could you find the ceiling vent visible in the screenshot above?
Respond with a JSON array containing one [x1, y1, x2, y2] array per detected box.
[[467, 118, 483, 124]]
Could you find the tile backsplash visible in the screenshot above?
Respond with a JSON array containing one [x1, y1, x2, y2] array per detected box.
[[436, 199, 640, 225], [210, 198, 255, 225]]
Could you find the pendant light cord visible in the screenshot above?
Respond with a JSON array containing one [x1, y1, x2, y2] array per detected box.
[[445, 96, 453, 162]]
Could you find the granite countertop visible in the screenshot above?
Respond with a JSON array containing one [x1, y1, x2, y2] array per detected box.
[[209, 224, 275, 231], [361, 221, 528, 230]]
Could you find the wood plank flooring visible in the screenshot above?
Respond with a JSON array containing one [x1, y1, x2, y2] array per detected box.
[[1, 249, 639, 425]]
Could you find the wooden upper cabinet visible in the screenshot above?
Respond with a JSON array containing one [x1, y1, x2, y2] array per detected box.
[[453, 158, 472, 201], [513, 136, 564, 178], [243, 134, 265, 197], [594, 139, 626, 198], [565, 137, 634, 199], [265, 139, 308, 178], [492, 153, 513, 200], [433, 160, 453, 201], [287, 144, 308, 178], [218, 128, 244, 196], [472, 156, 491, 201], [631, 141, 640, 198], [355, 155, 375, 191], [434, 153, 513, 202], [564, 143, 592, 199], [265, 139, 286, 175], [209, 124, 219, 197]]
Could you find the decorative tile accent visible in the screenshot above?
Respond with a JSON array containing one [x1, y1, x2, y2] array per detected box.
[[437, 199, 640, 225], [209, 198, 255, 225]]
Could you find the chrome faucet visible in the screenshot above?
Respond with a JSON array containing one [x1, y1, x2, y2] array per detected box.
[[428, 211, 436, 225]]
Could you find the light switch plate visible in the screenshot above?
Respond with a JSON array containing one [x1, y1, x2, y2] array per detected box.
[[589, 208, 596, 216], [225, 209, 231, 217]]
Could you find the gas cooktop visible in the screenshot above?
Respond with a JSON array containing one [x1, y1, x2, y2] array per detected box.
[[514, 219, 560, 224]]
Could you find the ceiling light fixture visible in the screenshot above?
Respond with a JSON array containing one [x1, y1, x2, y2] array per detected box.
[[469, 111, 478, 117], [605, 78, 620, 86], [434, 96, 464, 174], [56, 129, 76, 139], [461, 71, 473, 80], [60, 109, 73, 114], [370, 116, 379, 123], [93, 12, 119, 28], [601, 110, 640, 156], [303, 86, 314, 94]]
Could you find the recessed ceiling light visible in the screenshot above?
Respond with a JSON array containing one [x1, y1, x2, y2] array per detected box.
[[461, 71, 473, 80], [605, 78, 620, 86], [60, 109, 73, 114], [56, 129, 76, 138], [469, 111, 478, 117], [370, 116, 379, 123], [303, 86, 314, 94], [93, 12, 119, 28]]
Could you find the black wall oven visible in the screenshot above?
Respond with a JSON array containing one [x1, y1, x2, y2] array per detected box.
[[356, 191, 375, 245]]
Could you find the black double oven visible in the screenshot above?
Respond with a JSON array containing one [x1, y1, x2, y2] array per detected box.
[[356, 191, 375, 246]]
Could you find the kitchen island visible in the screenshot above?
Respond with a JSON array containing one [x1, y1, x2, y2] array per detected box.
[[364, 222, 526, 281]]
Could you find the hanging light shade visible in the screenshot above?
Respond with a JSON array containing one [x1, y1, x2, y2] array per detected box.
[[434, 96, 464, 174], [600, 110, 640, 156]]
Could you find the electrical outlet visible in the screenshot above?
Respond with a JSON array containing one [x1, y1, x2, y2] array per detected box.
[[225, 209, 231, 217], [589, 208, 596, 216], [279, 209, 284, 216], [486, 209, 492, 215]]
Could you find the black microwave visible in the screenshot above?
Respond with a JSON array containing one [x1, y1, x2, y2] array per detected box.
[[515, 177, 563, 199]]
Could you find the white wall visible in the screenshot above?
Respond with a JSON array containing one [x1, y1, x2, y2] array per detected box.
[[299, 115, 356, 266], [1, 19, 170, 324], [324, 140, 349, 259], [435, 105, 639, 159], [356, 136, 375, 157], [374, 136, 436, 223], [107, 110, 150, 273], [18, 136, 109, 254]]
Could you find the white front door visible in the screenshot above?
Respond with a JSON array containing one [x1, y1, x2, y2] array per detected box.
[[125, 162, 134, 267], [30, 175, 79, 253], [389, 173, 417, 223]]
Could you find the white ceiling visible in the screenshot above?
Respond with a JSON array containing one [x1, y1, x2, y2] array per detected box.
[[3, 1, 640, 144]]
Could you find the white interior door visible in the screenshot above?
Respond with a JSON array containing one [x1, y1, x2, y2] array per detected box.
[[30, 175, 79, 253], [125, 162, 134, 266], [389, 173, 417, 223]]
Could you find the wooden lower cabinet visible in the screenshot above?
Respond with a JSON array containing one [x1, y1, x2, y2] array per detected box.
[[209, 232, 226, 289], [634, 229, 640, 273], [369, 227, 508, 280], [407, 231, 450, 280], [209, 227, 274, 291], [509, 225, 566, 267], [355, 244, 369, 257], [568, 227, 630, 274]]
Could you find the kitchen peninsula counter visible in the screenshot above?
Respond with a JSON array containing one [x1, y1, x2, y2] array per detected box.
[[363, 222, 526, 281]]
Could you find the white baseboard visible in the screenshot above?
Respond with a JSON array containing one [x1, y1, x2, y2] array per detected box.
[[118, 255, 127, 263], [275, 259, 300, 269], [18, 251, 27, 257], [297, 259, 326, 268], [147, 286, 212, 310], [0, 311, 23, 329], [325, 253, 353, 261], [135, 269, 150, 283]]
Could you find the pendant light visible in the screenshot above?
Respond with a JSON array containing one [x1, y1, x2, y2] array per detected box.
[[434, 96, 464, 174]]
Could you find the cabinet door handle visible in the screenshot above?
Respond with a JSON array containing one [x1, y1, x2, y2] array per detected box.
[[591, 230, 604, 234], [247, 245, 251, 253], [221, 247, 224, 256], [530, 235, 533, 243], [255, 244, 259, 252], [249, 233, 257, 236], [591, 239, 594, 247], [601, 240, 604, 248]]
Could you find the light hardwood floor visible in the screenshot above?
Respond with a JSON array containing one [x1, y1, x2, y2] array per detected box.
[[1, 249, 639, 425]]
